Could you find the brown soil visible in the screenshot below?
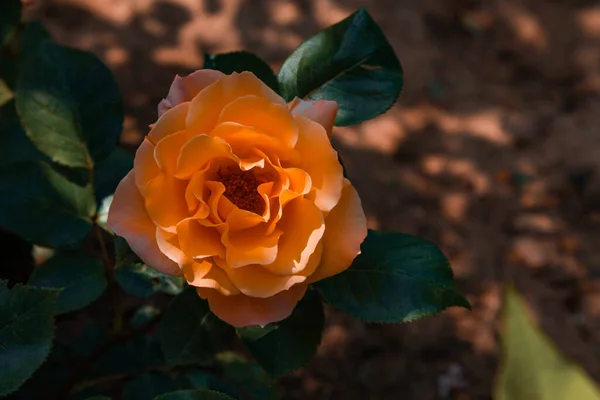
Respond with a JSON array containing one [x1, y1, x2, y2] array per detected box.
[[39, 0, 600, 398]]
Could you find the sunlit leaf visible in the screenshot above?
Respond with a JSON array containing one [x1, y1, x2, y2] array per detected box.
[[495, 286, 600, 400]]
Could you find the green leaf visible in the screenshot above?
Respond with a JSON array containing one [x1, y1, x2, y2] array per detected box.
[[0, 162, 96, 247], [0, 79, 13, 107], [216, 352, 277, 400], [313, 230, 470, 323], [28, 252, 107, 314], [0, 0, 21, 47], [0, 100, 44, 168], [203, 51, 279, 93], [154, 389, 235, 400], [93, 147, 133, 203], [115, 263, 185, 298], [114, 236, 184, 296], [159, 287, 234, 367], [0, 282, 58, 396], [86, 330, 163, 378], [278, 8, 403, 126], [122, 372, 178, 400], [129, 305, 161, 328], [183, 369, 238, 398], [237, 290, 324, 379], [16, 40, 123, 168], [495, 286, 600, 400]]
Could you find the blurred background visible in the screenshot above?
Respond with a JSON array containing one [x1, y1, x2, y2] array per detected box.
[[25, 0, 600, 398]]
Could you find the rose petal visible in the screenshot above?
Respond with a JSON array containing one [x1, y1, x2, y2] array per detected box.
[[218, 95, 298, 147], [289, 97, 338, 137], [156, 228, 192, 267], [154, 130, 193, 175], [177, 218, 225, 259], [293, 115, 344, 213], [175, 134, 233, 179], [263, 197, 324, 276], [107, 171, 181, 276], [186, 72, 286, 135], [308, 179, 367, 283], [221, 223, 282, 269], [181, 259, 213, 286], [187, 265, 240, 296], [145, 174, 189, 233], [210, 122, 296, 165], [148, 102, 190, 144], [158, 69, 224, 116], [133, 138, 160, 196], [198, 284, 307, 327]]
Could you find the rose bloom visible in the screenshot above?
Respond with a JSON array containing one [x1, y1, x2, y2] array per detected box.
[[108, 70, 367, 327]]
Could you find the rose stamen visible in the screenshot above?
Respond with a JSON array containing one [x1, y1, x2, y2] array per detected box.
[[217, 167, 266, 215]]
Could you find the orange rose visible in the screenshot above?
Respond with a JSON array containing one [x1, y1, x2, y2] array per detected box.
[[107, 70, 367, 327]]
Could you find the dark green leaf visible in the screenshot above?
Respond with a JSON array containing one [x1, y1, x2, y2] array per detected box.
[[313, 230, 470, 323], [28, 252, 107, 314], [83, 396, 111, 400], [93, 147, 133, 203], [0, 282, 58, 396], [0, 162, 95, 247], [0, 0, 21, 47], [495, 286, 600, 400], [237, 290, 324, 379], [122, 372, 178, 400], [183, 369, 238, 398], [203, 51, 278, 92], [216, 352, 277, 400], [115, 263, 185, 298], [0, 100, 44, 168], [86, 331, 163, 378], [129, 305, 161, 328], [114, 235, 142, 267], [154, 389, 235, 400], [278, 8, 403, 126], [159, 287, 234, 367], [16, 40, 123, 168]]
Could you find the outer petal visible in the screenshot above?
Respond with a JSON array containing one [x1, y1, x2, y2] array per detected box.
[[293, 115, 344, 213], [308, 180, 367, 283], [145, 174, 189, 233], [148, 102, 190, 144], [289, 97, 338, 137], [186, 72, 286, 135], [187, 265, 240, 296], [154, 130, 193, 175], [107, 171, 181, 276], [133, 138, 160, 196], [263, 197, 325, 276], [156, 228, 191, 267], [198, 284, 307, 327], [217, 260, 306, 298], [158, 69, 224, 116]]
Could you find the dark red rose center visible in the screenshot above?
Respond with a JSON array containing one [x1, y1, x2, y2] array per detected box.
[[217, 167, 266, 215]]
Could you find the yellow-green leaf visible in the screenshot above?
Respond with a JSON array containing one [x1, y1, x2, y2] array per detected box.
[[495, 286, 600, 400]]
